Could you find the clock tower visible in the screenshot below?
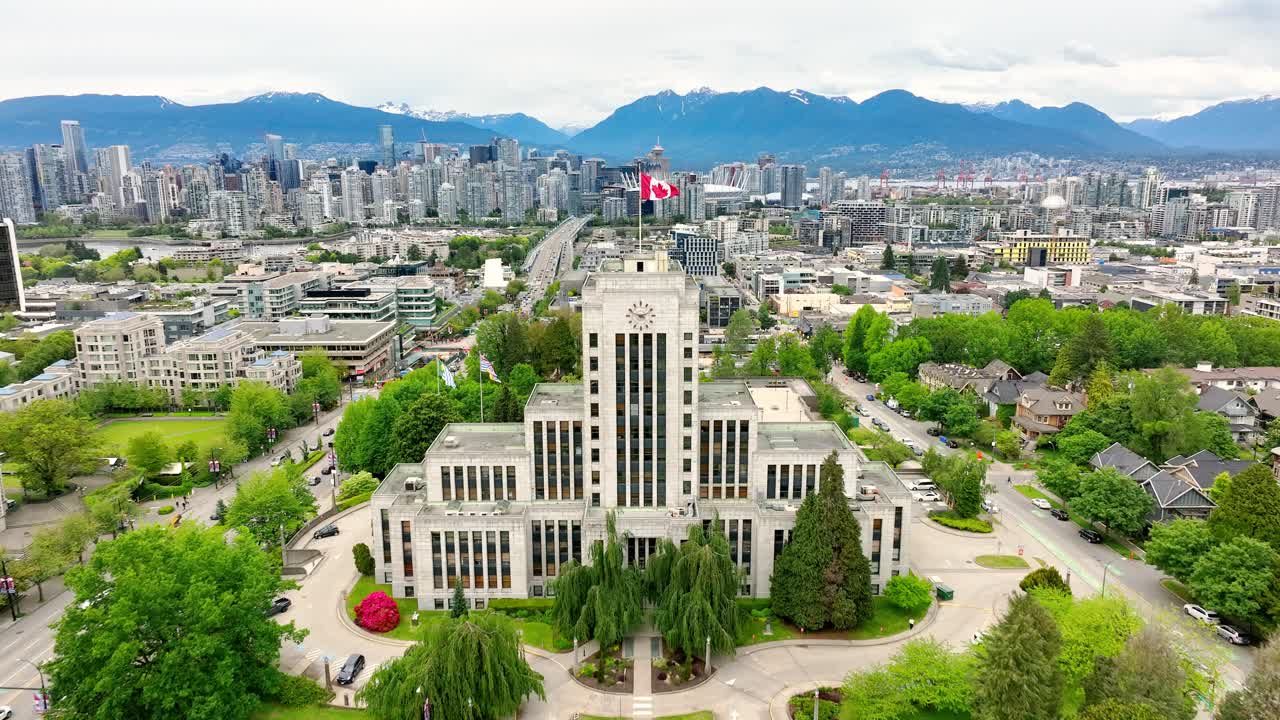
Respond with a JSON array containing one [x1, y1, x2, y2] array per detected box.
[[580, 257, 700, 510]]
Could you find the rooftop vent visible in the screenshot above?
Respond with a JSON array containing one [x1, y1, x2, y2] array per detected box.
[[443, 436, 458, 448], [404, 476, 422, 491]]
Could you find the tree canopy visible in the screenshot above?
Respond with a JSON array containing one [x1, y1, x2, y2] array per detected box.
[[550, 512, 642, 648], [648, 521, 742, 657], [45, 525, 304, 720], [972, 593, 1064, 720], [0, 399, 102, 496]]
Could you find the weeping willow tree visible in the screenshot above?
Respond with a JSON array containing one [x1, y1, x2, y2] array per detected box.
[[648, 519, 743, 658], [357, 612, 544, 720], [550, 511, 643, 648]]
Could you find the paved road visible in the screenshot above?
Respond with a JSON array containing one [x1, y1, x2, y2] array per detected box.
[[827, 369, 1255, 690], [522, 216, 590, 314], [0, 405, 347, 720]]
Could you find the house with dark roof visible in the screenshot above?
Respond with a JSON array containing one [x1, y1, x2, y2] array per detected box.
[[1164, 450, 1254, 492], [1194, 386, 1259, 444], [1012, 387, 1086, 441], [1090, 442, 1216, 522], [1249, 388, 1280, 424]]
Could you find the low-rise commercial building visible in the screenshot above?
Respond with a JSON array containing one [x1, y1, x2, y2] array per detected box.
[[240, 315, 398, 380]]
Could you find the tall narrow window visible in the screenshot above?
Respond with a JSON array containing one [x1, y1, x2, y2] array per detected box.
[[401, 521, 414, 577]]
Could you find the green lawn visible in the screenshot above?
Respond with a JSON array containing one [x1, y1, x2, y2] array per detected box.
[[95, 418, 230, 457], [88, 229, 132, 238], [1161, 578, 1195, 603], [974, 554, 1029, 569], [582, 714, 713, 720], [736, 613, 797, 646], [512, 618, 573, 652], [2, 472, 21, 490], [345, 576, 444, 641], [850, 596, 921, 640], [252, 704, 367, 720]]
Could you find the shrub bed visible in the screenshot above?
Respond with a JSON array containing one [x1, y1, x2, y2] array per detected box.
[[929, 510, 992, 533], [336, 491, 372, 511], [788, 688, 842, 720], [157, 505, 175, 515], [354, 591, 401, 633], [489, 598, 554, 614]]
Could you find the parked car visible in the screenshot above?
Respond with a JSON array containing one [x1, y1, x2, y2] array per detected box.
[[866, 394, 876, 402], [0, 705, 12, 720], [1049, 508, 1070, 521], [913, 490, 942, 503], [982, 499, 999, 513], [855, 405, 869, 417], [323, 428, 335, 436], [308, 476, 322, 486], [4, 498, 15, 511], [313, 524, 340, 540], [210, 508, 222, 522], [321, 465, 333, 475], [1078, 528, 1104, 544], [1031, 498, 1052, 510], [910, 480, 937, 492], [1215, 625, 1251, 645], [946, 439, 960, 449], [1184, 604, 1221, 625], [872, 418, 889, 430], [901, 410, 913, 419], [266, 597, 292, 617], [336, 653, 366, 685], [926, 427, 940, 436]]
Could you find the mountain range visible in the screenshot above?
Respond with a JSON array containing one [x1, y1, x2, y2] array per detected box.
[[2, 88, 1279, 168], [0, 92, 495, 158], [375, 102, 570, 146]]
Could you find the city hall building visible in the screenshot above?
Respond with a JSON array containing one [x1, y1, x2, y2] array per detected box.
[[370, 253, 912, 609]]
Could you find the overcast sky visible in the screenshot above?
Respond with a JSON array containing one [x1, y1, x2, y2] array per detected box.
[[5, 0, 1278, 128]]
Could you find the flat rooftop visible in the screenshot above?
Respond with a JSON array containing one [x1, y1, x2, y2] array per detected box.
[[756, 422, 853, 452], [526, 383, 584, 411], [240, 321, 392, 344], [427, 423, 527, 454], [698, 381, 758, 411]]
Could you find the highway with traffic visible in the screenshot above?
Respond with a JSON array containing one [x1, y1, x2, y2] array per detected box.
[[521, 215, 590, 313]]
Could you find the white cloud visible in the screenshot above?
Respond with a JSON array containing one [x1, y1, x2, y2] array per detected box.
[[2, 0, 1278, 126]]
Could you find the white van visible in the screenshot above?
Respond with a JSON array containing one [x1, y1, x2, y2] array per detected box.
[[910, 480, 936, 491]]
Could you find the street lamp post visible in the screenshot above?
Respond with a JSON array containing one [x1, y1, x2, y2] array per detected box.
[[1100, 559, 1118, 596], [312, 402, 321, 427], [705, 635, 712, 675], [19, 658, 48, 712]]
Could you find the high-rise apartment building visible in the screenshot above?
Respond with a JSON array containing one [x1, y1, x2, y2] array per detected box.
[[779, 164, 805, 208], [28, 144, 67, 211], [0, 219, 26, 312], [437, 182, 458, 222], [379, 125, 396, 169], [368, 258, 911, 608], [0, 154, 37, 224], [495, 138, 520, 168], [96, 145, 132, 209], [60, 120, 88, 178]]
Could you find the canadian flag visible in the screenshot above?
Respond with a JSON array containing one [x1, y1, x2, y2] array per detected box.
[[640, 173, 680, 201]]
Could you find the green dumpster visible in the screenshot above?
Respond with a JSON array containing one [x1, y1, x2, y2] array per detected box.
[[935, 584, 955, 601]]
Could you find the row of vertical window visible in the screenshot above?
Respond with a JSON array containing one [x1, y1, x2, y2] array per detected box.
[[698, 420, 751, 499], [765, 463, 818, 500], [430, 530, 512, 590], [440, 465, 517, 502], [530, 520, 583, 576], [532, 421, 584, 500]]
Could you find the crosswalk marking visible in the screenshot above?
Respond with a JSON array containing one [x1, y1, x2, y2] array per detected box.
[[633, 696, 653, 717]]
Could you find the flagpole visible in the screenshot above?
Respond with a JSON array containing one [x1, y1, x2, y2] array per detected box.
[[479, 360, 484, 423], [637, 185, 643, 252]]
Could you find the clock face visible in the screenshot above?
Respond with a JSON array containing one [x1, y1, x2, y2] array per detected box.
[[627, 301, 654, 330]]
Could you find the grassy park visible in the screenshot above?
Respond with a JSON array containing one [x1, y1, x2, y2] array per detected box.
[[95, 417, 230, 457]]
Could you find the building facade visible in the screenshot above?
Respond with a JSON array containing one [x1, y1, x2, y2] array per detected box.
[[369, 256, 911, 610]]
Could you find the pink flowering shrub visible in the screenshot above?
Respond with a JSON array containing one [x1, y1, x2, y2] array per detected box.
[[354, 591, 400, 633]]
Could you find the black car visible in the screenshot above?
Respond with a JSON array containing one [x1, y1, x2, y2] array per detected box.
[[307, 476, 322, 486], [1079, 528, 1104, 544], [946, 439, 960, 449], [4, 498, 15, 511], [314, 524, 340, 539], [926, 427, 940, 436], [1050, 508, 1070, 521], [266, 597, 292, 617], [336, 653, 365, 685], [321, 465, 333, 476], [323, 428, 335, 437]]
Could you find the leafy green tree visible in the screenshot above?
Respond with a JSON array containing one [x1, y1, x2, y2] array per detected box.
[[809, 324, 843, 375], [506, 363, 541, 399], [15, 330, 76, 381], [943, 399, 980, 438], [725, 308, 757, 358], [1050, 312, 1111, 385], [550, 513, 642, 648], [1197, 320, 1239, 368], [45, 525, 304, 720], [742, 336, 778, 376], [648, 521, 742, 657], [451, 577, 468, 618], [843, 305, 878, 374], [299, 349, 343, 407], [1188, 536, 1278, 629], [392, 392, 462, 464], [357, 613, 544, 720], [1082, 626, 1194, 720], [532, 313, 580, 378], [1129, 367, 1200, 462], [995, 431, 1022, 460], [353, 543, 375, 576], [226, 381, 294, 457], [868, 337, 933, 381], [885, 572, 933, 613], [476, 312, 530, 376], [1005, 298, 1062, 374], [0, 399, 102, 496], [972, 593, 1064, 720], [1216, 638, 1280, 720], [334, 396, 375, 473], [932, 453, 986, 518], [1208, 463, 1280, 550], [1033, 589, 1142, 685], [1191, 412, 1240, 460], [225, 468, 316, 548], [12, 524, 75, 601], [842, 639, 975, 720], [126, 431, 172, 478], [1079, 700, 1164, 720], [337, 471, 380, 501], [776, 333, 819, 379], [1058, 429, 1112, 466], [1070, 468, 1154, 536], [1086, 363, 1116, 409], [770, 452, 873, 630], [757, 302, 776, 330], [1145, 520, 1217, 583]]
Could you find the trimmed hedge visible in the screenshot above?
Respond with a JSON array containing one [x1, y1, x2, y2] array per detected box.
[[929, 510, 993, 533], [157, 505, 175, 515], [489, 598, 554, 614], [735, 598, 772, 613], [336, 490, 372, 511]]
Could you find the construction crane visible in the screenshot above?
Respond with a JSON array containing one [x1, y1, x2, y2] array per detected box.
[[936, 169, 947, 191], [983, 173, 993, 189]]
